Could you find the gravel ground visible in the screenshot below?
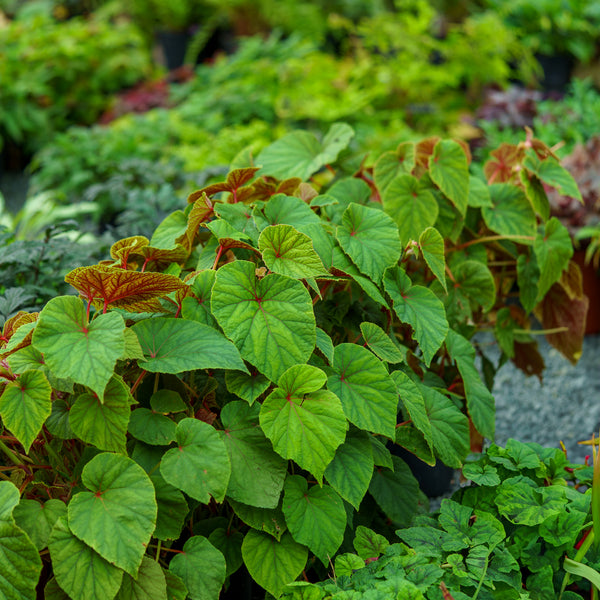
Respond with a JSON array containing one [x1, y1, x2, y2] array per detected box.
[[490, 332, 600, 465]]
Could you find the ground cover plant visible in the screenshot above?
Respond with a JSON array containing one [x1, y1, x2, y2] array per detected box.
[[0, 124, 586, 599], [282, 438, 599, 599]]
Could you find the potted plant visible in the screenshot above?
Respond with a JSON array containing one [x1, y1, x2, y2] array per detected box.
[[0, 123, 584, 598]]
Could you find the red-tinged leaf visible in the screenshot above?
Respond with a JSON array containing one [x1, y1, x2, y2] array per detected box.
[[512, 340, 544, 382], [110, 236, 150, 268], [483, 143, 526, 184], [178, 192, 214, 251], [134, 245, 189, 272], [414, 136, 441, 170], [534, 262, 588, 365], [296, 182, 319, 202], [65, 265, 187, 312], [1, 312, 38, 357], [239, 176, 302, 203], [189, 168, 261, 201]]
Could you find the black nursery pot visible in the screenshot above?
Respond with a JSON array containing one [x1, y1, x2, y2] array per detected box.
[[156, 30, 190, 71], [390, 445, 455, 498], [536, 53, 575, 92]]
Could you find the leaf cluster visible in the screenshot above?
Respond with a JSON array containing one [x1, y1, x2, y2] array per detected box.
[[283, 438, 595, 600], [0, 9, 152, 153], [0, 125, 587, 599]]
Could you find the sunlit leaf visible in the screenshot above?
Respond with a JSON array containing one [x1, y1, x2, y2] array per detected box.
[[212, 261, 315, 382], [32, 296, 125, 399], [429, 140, 469, 215]]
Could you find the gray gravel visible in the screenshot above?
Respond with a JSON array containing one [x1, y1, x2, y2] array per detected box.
[[488, 332, 600, 465]]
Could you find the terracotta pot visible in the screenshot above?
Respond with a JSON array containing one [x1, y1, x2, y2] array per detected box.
[[573, 249, 600, 335]]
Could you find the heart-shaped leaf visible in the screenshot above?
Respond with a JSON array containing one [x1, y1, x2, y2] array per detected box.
[[0, 481, 42, 600], [336, 203, 402, 282], [253, 194, 321, 232], [327, 343, 397, 438], [257, 123, 353, 180], [419, 227, 447, 292], [225, 369, 270, 405], [133, 317, 248, 374], [429, 139, 469, 215], [13, 498, 66, 552], [242, 530, 308, 598], [160, 418, 231, 503], [0, 369, 51, 452], [128, 408, 177, 446], [220, 401, 287, 509], [483, 184, 536, 239], [453, 259, 496, 312], [68, 453, 157, 577], [384, 267, 448, 366], [260, 365, 347, 482], [169, 536, 226, 600], [32, 296, 125, 399], [534, 217, 573, 302], [228, 499, 287, 541], [282, 475, 346, 564], [69, 375, 135, 453], [48, 516, 124, 600], [373, 142, 416, 195], [212, 261, 315, 382], [359, 322, 405, 364], [258, 224, 327, 279], [382, 174, 438, 246]]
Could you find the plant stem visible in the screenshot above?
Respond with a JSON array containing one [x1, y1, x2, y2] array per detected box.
[[0, 439, 25, 467], [131, 370, 147, 395]]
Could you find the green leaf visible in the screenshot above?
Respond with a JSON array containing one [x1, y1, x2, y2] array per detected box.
[[282, 475, 346, 565], [128, 408, 176, 446], [467, 176, 492, 208], [421, 385, 469, 468], [69, 375, 135, 453], [462, 462, 500, 486], [482, 184, 536, 239], [0, 369, 51, 452], [391, 371, 433, 449], [257, 123, 354, 180], [396, 526, 444, 559], [150, 390, 187, 414], [258, 224, 327, 279], [13, 498, 66, 551], [445, 330, 495, 439], [48, 516, 124, 600], [169, 536, 226, 600], [212, 261, 315, 382], [327, 343, 397, 438], [324, 429, 374, 510], [164, 572, 187, 600], [370, 436, 394, 469], [517, 254, 540, 314], [254, 194, 321, 231], [115, 556, 167, 600], [534, 217, 573, 301], [360, 322, 405, 364], [419, 227, 447, 293], [45, 400, 75, 440], [322, 177, 371, 224], [353, 526, 389, 560], [383, 267, 448, 366], [242, 530, 308, 598], [220, 401, 287, 509], [150, 474, 188, 541], [369, 456, 420, 527], [132, 317, 248, 375], [68, 453, 157, 577], [334, 553, 365, 577], [150, 210, 188, 249], [382, 174, 438, 246], [429, 140, 469, 215], [523, 154, 582, 202], [208, 528, 244, 577], [315, 327, 334, 364], [336, 203, 402, 282], [260, 365, 347, 482], [374, 143, 415, 196], [43, 578, 70, 600], [228, 499, 287, 541], [161, 418, 231, 503], [225, 369, 270, 405], [0, 481, 42, 600], [32, 296, 125, 399], [563, 557, 600, 590], [453, 259, 496, 312], [496, 477, 562, 525], [182, 270, 217, 326]]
